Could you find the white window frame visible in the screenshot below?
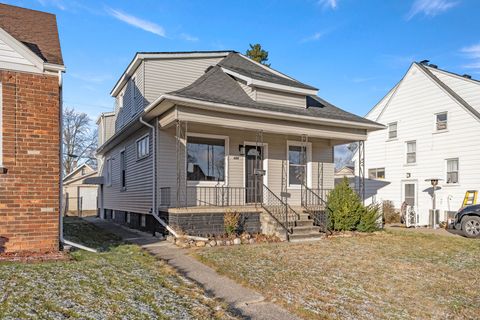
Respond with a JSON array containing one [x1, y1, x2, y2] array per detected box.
[[105, 157, 112, 187], [405, 141, 416, 165], [0, 81, 3, 168], [387, 122, 398, 140], [140, 214, 146, 227], [368, 168, 385, 180], [286, 140, 312, 189], [136, 134, 150, 160], [445, 158, 459, 185], [186, 132, 229, 186], [435, 112, 448, 132], [120, 148, 126, 191]]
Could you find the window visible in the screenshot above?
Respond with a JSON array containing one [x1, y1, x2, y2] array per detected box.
[[368, 168, 385, 179], [105, 158, 112, 186], [187, 136, 225, 182], [131, 78, 136, 118], [140, 215, 146, 227], [404, 183, 415, 206], [136, 135, 150, 159], [288, 145, 307, 186], [446, 158, 459, 184], [126, 213, 131, 224], [406, 141, 416, 164], [120, 150, 126, 190], [436, 112, 447, 131], [388, 122, 398, 139]]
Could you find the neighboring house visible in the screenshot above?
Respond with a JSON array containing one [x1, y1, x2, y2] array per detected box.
[[334, 165, 356, 188], [0, 4, 64, 252], [63, 164, 98, 217], [355, 60, 480, 226], [95, 51, 383, 240]]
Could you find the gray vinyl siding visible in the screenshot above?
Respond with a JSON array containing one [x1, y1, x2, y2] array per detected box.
[[256, 88, 306, 108], [102, 126, 153, 214], [237, 80, 256, 99], [98, 114, 116, 146], [144, 57, 224, 104], [115, 64, 146, 132]]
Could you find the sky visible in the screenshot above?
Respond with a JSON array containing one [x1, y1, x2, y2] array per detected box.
[[4, 0, 480, 124]]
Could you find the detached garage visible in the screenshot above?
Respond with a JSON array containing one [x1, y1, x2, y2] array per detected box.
[[63, 164, 98, 216]]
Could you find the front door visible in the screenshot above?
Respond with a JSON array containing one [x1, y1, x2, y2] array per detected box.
[[245, 145, 263, 203]]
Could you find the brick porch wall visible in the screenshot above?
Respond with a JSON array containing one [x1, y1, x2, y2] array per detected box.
[[0, 70, 60, 253]]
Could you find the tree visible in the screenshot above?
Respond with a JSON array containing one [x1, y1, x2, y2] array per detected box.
[[63, 107, 97, 175], [245, 43, 270, 66]]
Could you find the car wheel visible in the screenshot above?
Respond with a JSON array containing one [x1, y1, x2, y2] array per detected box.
[[461, 216, 480, 238]]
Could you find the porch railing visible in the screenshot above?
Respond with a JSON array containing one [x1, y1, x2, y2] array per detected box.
[[301, 184, 332, 232], [262, 184, 296, 237]]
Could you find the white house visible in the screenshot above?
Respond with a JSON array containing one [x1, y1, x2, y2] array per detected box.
[[356, 61, 480, 226]]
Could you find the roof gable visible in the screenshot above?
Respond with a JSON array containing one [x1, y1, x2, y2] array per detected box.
[[0, 3, 63, 66]]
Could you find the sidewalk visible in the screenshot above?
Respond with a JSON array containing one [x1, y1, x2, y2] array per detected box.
[[86, 217, 299, 320], [385, 223, 464, 237]]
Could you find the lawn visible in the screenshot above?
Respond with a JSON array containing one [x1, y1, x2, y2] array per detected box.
[[195, 230, 480, 320], [0, 217, 232, 320]]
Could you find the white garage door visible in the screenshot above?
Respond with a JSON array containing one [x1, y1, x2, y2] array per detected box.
[[79, 187, 98, 211]]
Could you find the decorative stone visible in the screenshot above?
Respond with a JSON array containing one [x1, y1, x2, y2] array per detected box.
[[209, 240, 217, 247], [248, 238, 256, 244], [233, 238, 241, 245], [225, 240, 231, 246], [216, 240, 224, 246], [195, 241, 206, 247]]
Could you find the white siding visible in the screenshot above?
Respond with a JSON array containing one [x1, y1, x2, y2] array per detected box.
[[144, 57, 224, 103], [256, 88, 306, 108], [237, 80, 256, 99], [0, 38, 35, 68], [359, 64, 480, 225], [115, 64, 145, 132]]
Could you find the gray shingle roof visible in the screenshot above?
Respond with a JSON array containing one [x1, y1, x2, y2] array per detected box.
[[218, 53, 318, 91], [169, 66, 379, 126]]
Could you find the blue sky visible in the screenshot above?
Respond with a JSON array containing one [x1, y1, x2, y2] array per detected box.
[[5, 0, 480, 121]]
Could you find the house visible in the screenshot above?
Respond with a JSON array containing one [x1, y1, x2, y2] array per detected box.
[[0, 4, 64, 252], [95, 51, 383, 240], [63, 164, 98, 217], [355, 60, 480, 226], [334, 165, 356, 188]]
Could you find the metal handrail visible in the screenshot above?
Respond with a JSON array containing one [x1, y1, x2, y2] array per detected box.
[[261, 184, 296, 236], [301, 183, 332, 232]]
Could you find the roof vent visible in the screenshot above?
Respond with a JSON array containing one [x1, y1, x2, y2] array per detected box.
[[429, 64, 438, 69], [419, 60, 430, 65], [463, 74, 472, 79]]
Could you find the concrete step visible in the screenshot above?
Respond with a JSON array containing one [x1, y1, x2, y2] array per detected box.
[[291, 226, 321, 235], [295, 219, 314, 227], [289, 232, 326, 242]]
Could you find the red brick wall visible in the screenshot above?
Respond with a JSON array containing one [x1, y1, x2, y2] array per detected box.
[[0, 70, 60, 253]]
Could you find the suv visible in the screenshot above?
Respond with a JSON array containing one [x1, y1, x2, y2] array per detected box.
[[454, 204, 480, 238]]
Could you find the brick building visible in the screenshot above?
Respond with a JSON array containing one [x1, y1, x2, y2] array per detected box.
[[0, 4, 65, 253]]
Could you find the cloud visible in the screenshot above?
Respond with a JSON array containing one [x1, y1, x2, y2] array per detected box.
[[37, 0, 66, 10], [406, 0, 459, 20], [460, 43, 480, 72], [318, 0, 338, 9], [180, 33, 199, 42], [300, 31, 328, 43], [106, 7, 166, 37]]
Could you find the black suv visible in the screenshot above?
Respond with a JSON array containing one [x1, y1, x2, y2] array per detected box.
[[454, 205, 480, 238]]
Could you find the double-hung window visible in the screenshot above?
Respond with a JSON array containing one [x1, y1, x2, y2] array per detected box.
[[436, 112, 447, 131], [368, 168, 385, 179], [187, 135, 226, 182], [388, 122, 397, 139], [105, 158, 112, 186], [120, 150, 126, 190], [136, 135, 150, 159], [288, 143, 309, 187], [406, 141, 416, 164], [446, 158, 459, 184]]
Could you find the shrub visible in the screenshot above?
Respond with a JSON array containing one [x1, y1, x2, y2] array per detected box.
[[224, 210, 241, 236], [382, 200, 400, 224], [327, 177, 362, 231], [358, 203, 381, 232]]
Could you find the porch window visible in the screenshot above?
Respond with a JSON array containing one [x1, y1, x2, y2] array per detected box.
[[368, 168, 385, 179], [436, 112, 447, 131], [187, 136, 225, 182], [406, 141, 416, 164], [388, 122, 397, 139], [288, 145, 307, 186], [446, 158, 459, 184], [120, 150, 126, 190], [136, 135, 150, 159]]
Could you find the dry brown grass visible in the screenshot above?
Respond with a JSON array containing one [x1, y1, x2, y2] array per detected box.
[[195, 230, 480, 320]]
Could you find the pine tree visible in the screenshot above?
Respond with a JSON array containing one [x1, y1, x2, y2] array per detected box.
[[245, 44, 270, 66]]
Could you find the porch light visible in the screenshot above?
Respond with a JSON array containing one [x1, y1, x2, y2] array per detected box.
[[425, 178, 443, 229]]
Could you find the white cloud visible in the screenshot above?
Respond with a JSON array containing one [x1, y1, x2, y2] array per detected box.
[[407, 0, 459, 20], [318, 0, 338, 9], [461, 43, 480, 71], [180, 33, 199, 42], [300, 31, 328, 43], [106, 8, 166, 37]]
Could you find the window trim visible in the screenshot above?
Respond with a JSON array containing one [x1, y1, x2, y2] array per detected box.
[[186, 132, 229, 186], [445, 158, 459, 185], [405, 140, 416, 165], [387, 122, 398, 140], [136, 134, 150, 160], [120, 148, 126, 191], [105, 157, 112, 187], [368, 167, 385, 180], [286, 140, 312, 189], [435, 111, 448, 132]]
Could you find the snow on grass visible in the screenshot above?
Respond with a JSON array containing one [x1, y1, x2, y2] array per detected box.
[[195, 230, 480, 320]]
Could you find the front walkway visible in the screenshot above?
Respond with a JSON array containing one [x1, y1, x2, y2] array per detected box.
[[86, 217, 299, 320]]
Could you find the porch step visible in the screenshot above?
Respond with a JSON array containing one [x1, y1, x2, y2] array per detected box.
[[289, 232, 326, 242], [295, 219, 314, 227], [291, 225, 321, 235]]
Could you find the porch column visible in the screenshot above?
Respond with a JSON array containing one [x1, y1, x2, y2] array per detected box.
[[358, 140, 365, 204], [176, 120, 188, 208]]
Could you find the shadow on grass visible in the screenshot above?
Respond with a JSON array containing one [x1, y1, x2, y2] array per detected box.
[[63, 217, 124, 252]]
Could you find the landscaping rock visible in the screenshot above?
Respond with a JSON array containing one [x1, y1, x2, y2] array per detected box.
[[195, 241, 206, 247], [233, 238, 241, 245], [216, 240, 224, 246], [225, 240, 231, 246], [248, 238, 256, 244], [209, 240, 217, 247]]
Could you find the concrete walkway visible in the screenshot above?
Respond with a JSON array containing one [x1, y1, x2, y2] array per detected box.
[[86, 218, 299, 320], [385, 224, 464, 237]]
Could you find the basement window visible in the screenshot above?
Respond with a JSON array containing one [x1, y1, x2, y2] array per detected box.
[[141, 215, 146, 227]]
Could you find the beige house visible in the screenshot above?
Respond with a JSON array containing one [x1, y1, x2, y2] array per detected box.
[[63, 164, 98, 216], [95, 51, 383, 241]]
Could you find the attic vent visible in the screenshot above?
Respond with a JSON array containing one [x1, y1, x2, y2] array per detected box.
[[463, 74, 472, 79], [429, 64, 438, 69], [419, 60, 430, 65]]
